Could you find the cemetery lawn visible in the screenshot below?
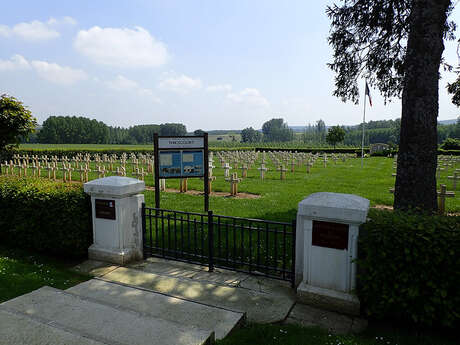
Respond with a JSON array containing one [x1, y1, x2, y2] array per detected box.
[[8, 154, 460, 218], [0, 245, 91, 303], [144, 157, 459, 220], [216, 323, 456, 345]]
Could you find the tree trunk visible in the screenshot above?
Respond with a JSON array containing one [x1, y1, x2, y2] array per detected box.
[[394, 0, 451, 212]]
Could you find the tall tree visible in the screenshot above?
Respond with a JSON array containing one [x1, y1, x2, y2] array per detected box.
[[159, 123, 187, 136], [0, 94, 37, 151], [241, 127, 262, 143], [326, 125, 346, 148], [327, 0, 456, 212], [315, 119, 327, 143], [262, 118, 294, 142]]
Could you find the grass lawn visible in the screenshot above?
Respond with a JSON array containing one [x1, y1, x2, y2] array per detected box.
[[0, 245, 91, 303], [216, 323, 456, 345], [144, 156, 460, 219]]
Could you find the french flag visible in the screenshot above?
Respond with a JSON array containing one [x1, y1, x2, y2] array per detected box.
[[365, 81, 372, 107]]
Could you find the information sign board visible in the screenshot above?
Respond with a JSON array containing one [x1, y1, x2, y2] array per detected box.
[[154, 134, 209, 211], [158, 150, 204, 178]]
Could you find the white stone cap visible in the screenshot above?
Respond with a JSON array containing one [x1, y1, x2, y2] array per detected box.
[[84, 176, 145, 197], [298, 192, 369, 224]]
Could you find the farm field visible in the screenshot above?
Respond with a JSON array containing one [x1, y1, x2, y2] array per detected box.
[[4, 152, 460, 219]]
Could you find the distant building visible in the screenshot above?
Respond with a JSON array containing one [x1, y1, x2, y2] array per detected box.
[[369, 143, 390, 155]]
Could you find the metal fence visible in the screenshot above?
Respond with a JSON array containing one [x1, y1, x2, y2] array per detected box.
[[142, 204, 296, 286]]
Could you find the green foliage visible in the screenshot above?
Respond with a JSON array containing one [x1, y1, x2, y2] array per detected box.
[[194, 129, 205, 136], [0, 176, 92, 257], [159, 123, 187, 136], [358, 209, 460, 328], [447, 76, 460, 107], [326, 126, 346, 147], [0, 94, 37, 151], [262, 118, 294, 142], [36, 115, 188, 144], [440, 138, 460, 150], [241, 127, 262, 143], [38, 116, 109, 144]]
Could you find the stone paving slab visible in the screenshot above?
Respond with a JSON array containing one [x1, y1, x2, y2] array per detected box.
[[129, 258, 247, 286], [101, 266, 295, 323], [3, 286, 213, 345], [73, 260, 119, 277], [68, 279, 245, 340], [0, 307, 106, 345], [285, 303, 368, 335]]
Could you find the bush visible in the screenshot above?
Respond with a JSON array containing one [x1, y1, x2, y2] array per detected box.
[[358, 209, 460, 328], [440, 138, 460, 150], [0, 176, 92, 257]]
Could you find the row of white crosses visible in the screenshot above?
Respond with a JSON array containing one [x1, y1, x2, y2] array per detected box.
[[3, 150, 350, 196], [214, 150, 342, 182], [2, 153, 154, 182]]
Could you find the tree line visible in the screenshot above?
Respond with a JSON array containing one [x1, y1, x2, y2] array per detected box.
[[241, 117, 460, 147], [31, 116, 187, 144]]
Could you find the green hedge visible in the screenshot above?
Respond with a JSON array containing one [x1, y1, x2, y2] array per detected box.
[[255, 147, 367, 154], [0, 176, 92, 257], [358, 209, 460, 328]]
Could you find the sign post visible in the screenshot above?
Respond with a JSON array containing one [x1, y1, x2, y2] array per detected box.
[[154, 133, 209, 211]]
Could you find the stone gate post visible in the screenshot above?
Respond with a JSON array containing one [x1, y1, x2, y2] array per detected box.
[[84, 176, 145, 265], [295, 192, 369, 315]]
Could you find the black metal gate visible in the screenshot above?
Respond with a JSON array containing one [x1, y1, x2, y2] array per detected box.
[[142, 204, 296, 286]]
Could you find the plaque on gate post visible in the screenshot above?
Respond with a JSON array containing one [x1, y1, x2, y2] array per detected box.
[[312, 221, 348, 250], [95, 199, 116, 220]]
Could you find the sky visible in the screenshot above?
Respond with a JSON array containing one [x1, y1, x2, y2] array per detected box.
[[0, 1, 459, 131]]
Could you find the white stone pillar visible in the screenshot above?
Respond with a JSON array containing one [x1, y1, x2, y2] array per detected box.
[[295, 192, 369, 315], [84, 176, 145, 265]]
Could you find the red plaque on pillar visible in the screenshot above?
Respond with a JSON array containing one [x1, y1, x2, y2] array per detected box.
[[312, 221, 349, 250]]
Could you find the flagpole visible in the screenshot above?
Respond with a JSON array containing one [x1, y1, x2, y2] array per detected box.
[[361, 80, 367, 168]]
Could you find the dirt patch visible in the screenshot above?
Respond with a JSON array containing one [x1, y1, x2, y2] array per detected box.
[[372, 205, 460, 216], [145, 186, 260, 199], [372, 204, 393, 211]]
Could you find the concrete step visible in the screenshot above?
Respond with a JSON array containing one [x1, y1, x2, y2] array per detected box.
[[99, 266, 295, 323], [1, 286, 213, 345], [67, 279, 245, 340], [0, 307, 106, 345]]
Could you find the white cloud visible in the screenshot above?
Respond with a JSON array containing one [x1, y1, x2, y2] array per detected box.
[[106, 75, 161, 102], [158, 74, 202, 93], [0, 17, 75, 41], [11, 20, 60, 41], [31, 60, 87, 85], [74, 26, 168, 68], [206, 84, 232, 92], [0, 54, 31, 71], [227, 88, 269, 107]]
